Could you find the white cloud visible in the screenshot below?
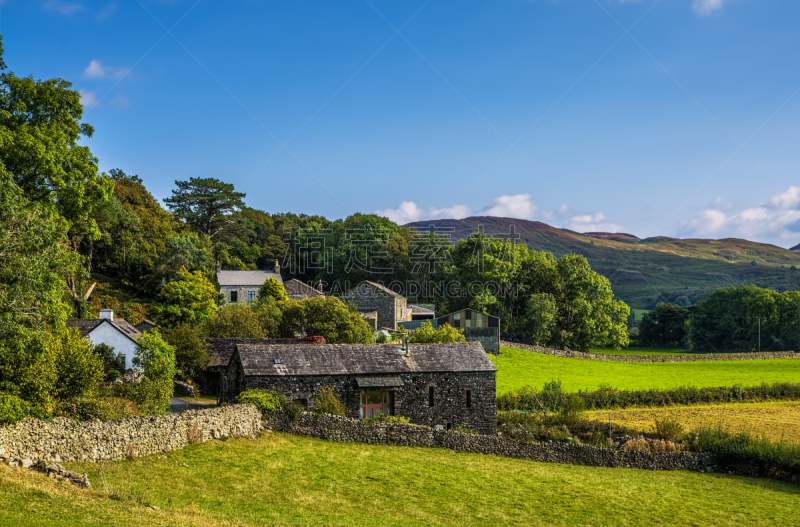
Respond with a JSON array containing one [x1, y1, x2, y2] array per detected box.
[[83, 59, 130, 80], [375, 201, 472, 224], [78, 89, 98, 108], [683, 186, 800, 244], [478, 194, 537, 220], [564, 213, 624, 233], [42, 0, 83, 16], [693, 0, 728, 16]]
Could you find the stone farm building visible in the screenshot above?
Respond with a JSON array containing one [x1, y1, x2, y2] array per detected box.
[[221, 341, 497, 434], [340, 281, 408, 330], [284, 278, 325, 301], [66, 309, 141, 370], [216, 261, 282, 304], [202, 337, 324, 396]]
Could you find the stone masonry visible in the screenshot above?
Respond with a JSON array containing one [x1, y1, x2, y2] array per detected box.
[[340, 281, 407, 330]]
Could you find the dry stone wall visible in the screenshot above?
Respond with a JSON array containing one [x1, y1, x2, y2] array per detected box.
[[263, 411, 714, 472], [502, 341, 798, 363], [0, 404, 261, 463]]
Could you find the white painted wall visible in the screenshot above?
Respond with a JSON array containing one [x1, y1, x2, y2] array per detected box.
[[86, 323, 139, 370]]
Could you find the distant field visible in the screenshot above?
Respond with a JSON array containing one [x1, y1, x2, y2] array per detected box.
[[589, 346, 698, 356], [492, 346, 800, 394], [2, 433, 798, 526], [631, 308, 651, 320], [587, 401, 800, 443]]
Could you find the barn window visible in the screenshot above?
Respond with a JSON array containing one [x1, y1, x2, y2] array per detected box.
[[248, 291, 256, 302], [360, 391, 393, 418], [429, 386, 435, 407], [466, 390, 472, 408], [293, 399, 308, 407], [230, 291, 238, 303]]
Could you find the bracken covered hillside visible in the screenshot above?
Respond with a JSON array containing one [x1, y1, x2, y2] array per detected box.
[[405, 216, 800, 308]]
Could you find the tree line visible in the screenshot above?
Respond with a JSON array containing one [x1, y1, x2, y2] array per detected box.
[[638, 284, 800, 352]]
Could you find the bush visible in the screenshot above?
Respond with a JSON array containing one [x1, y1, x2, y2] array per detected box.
[[557, 395, 586, 425], [651, 417, 684, 440], [313, 386, 348, 417], [160, 324, 209, 381], [498, 381, 800, 412], [131, 331, 176, 415], [407, 321, 466, 344], [375, 332, 390, 344], [94, 343, 126, 372], [53, 328, 105, 401], [453, 424, 478, 434], [258, 277, 288, 302], [105, 369, 121, 383], [238, 389, 288, 414], [58, 395, 138, 421], [689, 427, 800, 480], [205, 303, 266, 339], [363, 415, 411, 424], [0, 393, 30, 425], [279, 297, 373, 344]]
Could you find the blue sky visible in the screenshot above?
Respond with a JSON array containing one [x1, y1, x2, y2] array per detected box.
[[5, 0, 800, 246]]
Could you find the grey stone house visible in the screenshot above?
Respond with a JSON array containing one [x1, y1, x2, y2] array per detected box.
[[221, 341, 497, 434], [339, 281, 407, 330], [216, 261, 282, 304]]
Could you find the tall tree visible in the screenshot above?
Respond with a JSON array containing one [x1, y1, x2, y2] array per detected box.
[[164, 177, 245, 239]]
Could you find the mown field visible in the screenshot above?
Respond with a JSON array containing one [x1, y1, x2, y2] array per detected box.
[[587, 401, 800, 444], [2, 432, 799, 527], [492, 347, 800, 394], [588, 346, 698, 356]]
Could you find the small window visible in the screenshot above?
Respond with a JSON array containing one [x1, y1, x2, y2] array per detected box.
[[293, 398, 308, 407], [273, 358, 282, 364], [446, 423, 452, 430], [248, 291, 256, 302], [466, 390, 472, 408], [429, 386, 435, 407], [230, 291, 238, 303]]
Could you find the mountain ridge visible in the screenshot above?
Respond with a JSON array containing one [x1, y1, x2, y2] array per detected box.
[[405, 216, 800, 308]]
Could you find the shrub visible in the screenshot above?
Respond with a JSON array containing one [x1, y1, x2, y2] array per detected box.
[[285, 404, 302, 421], [375, 332, 389, 344], [160, 324, 209, 381], [651, 417, 684, 440], [58, 395, 138, 421], [94, 343, 126, 372], [498, 381, 800, 412], [279, 297, 373, 344], [258, 277, 288, 302], [313, 386, 348, 417], [453, 424, 478, 434], [105, 370, 121, 383], [557, 395, 586, 426], [363, 415, 411, 424], [53, 328, 105, 401], [407, 321, 466, 344], [131, 331, 176, 415], [689, 427, 800, 480], [0, 393, 30, 425], [238, 389, 288, 414], [205, 303, 266, 339]]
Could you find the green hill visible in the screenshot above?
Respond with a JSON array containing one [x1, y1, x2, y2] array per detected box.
[[405, 216, 800, 308]]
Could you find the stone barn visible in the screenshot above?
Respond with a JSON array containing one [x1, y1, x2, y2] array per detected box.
[[339, 281, 407, 330], [221, 341, 497, 434]]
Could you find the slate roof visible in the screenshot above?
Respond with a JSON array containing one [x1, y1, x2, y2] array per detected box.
[[234, 342, 496, 377], [409, 305, 435, 315], [205, 338, 295, 369], [284, 278, 324, 300], [216, 270, 283, 287], [351, 281, 405, 300], [65, 318, 142, 343]]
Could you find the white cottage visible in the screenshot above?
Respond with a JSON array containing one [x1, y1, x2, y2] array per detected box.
[[65, 309, 142, 370]]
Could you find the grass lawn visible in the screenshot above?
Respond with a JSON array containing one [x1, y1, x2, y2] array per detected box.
[[589, 346, 699, 356], [1, 433, 799, 526], [587, 401, 800, 443], [492, 346, 800, 394]]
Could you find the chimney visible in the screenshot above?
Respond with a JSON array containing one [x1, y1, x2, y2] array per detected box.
[[99, 309, 114, 321], [216, 261, 222, 273], [274, 259, 281, 275]]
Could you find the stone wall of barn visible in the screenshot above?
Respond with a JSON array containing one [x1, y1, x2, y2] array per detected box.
[[221, 367, 497, 434], [340, 285, 405, 329]]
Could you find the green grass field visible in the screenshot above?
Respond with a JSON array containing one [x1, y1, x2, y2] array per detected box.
[[589, 346, 698, 356], [2, 433, 799, 526], [492, 346, 800, 394]]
